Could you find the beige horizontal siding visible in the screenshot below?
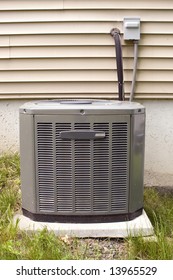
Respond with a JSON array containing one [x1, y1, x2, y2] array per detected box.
[[0, 1, 64, 10], [1, 46, 172, 59], [0, 70, 172, 83], [0, 0, 172, 100], [0, 10, 173, 23], [0, 0, 172, 11], [0, 81, 172, 94], [1, 34, 173, 46], [0, 81, 172, 100], [0, 22, 173, 35], [64, 0, 173, 10], [0, 82, 172, 94], [1, 58, 172, 71], [1, 45, 173, 58]]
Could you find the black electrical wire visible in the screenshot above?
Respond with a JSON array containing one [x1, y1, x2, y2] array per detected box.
[[110, 28, 125, 101]]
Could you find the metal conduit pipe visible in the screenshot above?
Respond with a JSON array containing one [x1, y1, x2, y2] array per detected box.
[[129, 40, 139, 102]]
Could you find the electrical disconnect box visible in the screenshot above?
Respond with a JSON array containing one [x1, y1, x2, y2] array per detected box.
[[123, 17, 140, 40]]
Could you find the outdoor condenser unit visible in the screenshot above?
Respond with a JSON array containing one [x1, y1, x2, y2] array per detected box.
[[19, 99, 145, 223]]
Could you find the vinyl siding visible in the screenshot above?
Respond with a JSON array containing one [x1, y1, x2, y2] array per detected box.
[[0, 0, 172, 100]]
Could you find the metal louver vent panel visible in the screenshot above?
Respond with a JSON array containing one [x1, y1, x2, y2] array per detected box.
[[74, 123, 91, 212], [35, 117, 129, 215], [56, 123, 72, 212], [111, 123, 128, 212], [37, 123, 54, 212], [93, 123, 109, 212]]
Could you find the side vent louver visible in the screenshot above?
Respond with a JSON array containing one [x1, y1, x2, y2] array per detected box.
[[111, 123, 128, 212], [56, 124, 73, 212], [74, 123, 91, 212], [37, 123, 54, 212], [93, 123, 109, 212]]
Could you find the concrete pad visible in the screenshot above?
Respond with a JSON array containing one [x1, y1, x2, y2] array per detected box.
[[14, 210, 154, 238]]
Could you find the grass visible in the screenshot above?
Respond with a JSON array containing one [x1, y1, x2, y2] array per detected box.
[[126, 188, 173, 260], [0, 153, 173, 260], [0, 154, 81, 260]]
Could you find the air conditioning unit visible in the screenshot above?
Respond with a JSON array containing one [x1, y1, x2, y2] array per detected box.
[[20, 99, 145, 223]]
